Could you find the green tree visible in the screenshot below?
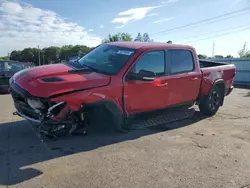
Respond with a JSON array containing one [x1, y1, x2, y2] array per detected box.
[[102, 34, 119, 43], [244, 53, 250, 58], [120, 33, 133, 41], [9, 48, 41, 65], [21, 48, 35, 62], [134, 32, 153, 42], [71, 45, 90, 56], [59, 45, 73, 61], [43, 46, 60, 64], [238, 42, 250, 57], [32, 48, 42, 66], [226, 55, 233, 58], [214, 55, 224, 59], [134, 33, 142, 41], [198, 54, 207, 59], [10, 50, 22, 61], [142, 33, 152, 42], [102, 32, 133, 43], [59, 45, 91, 61], [0, 56, 8, 60]]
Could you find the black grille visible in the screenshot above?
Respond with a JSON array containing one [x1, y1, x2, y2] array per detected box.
[[14, 101, 40, 120], [10, 85, 40, 120], [9, 86, 25, 102]]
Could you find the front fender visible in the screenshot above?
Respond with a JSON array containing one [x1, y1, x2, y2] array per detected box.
[[50, 89, 123, 113]]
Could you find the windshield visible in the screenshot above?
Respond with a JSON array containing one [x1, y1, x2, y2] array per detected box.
[[77, 44, 136, 75]]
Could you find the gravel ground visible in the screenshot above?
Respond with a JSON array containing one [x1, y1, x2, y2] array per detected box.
[[0, 88, 250, 188]]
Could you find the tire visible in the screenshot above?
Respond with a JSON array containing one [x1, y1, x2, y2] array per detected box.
[[199, 85, 224, 116]]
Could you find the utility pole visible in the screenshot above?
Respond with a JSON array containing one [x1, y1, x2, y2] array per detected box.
[[243, 42, 246, 52], [7, 52, 10, 60], [38, 45, 41, 66], [42, 51, 45, 65], [212, 42, 215, 58]]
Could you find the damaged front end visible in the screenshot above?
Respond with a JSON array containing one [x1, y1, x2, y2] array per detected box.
[[10, 84, 87, 141]]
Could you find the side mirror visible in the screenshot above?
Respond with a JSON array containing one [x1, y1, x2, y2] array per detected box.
[[127, 70, 155, 81], [139, 70, 155, 81]]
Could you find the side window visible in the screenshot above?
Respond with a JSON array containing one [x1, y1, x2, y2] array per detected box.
[[168, 50, 194, 74], [131, 51, 165, 76], [7, 62, 25, 72], [0, 63, 4, 72]]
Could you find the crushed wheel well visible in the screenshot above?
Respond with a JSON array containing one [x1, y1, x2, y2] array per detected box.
[[79, 100, 124, 131]]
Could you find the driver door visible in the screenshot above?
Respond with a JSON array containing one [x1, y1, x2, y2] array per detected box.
[[123, 50, 169, 114]]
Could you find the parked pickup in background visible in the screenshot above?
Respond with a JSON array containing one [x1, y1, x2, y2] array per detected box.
[[9, 42, 236, 140], [0, 60, 34, 93]]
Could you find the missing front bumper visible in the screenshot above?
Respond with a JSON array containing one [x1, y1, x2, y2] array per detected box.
[[14, 110, 41, 123]]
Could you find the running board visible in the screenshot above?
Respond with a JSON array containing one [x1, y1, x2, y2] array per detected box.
[[127, 108, 195, 130]]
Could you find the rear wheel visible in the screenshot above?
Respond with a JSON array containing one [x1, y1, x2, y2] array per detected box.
[[199, 85, 224, 116]]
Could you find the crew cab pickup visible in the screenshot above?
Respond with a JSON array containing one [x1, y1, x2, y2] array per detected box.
[[9, 42, 236, 139]]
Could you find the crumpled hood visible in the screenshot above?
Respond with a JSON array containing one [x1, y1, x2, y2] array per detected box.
[[13, 63, 110, 97]]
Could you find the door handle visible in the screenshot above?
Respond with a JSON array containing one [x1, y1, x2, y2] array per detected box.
[[157, 83, 168, 87], [190, 77, 198, 81]]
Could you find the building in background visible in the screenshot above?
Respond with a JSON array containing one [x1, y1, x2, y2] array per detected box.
[[209, 58, 250, 85]]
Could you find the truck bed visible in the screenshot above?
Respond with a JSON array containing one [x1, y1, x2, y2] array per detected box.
[[199, 59, 226, 68], [199, 60, 236, 95]]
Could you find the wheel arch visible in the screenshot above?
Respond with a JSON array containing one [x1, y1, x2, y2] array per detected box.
[[198, 79, 226, 106], [212, 79, 226, 106], [79, 100, 125, 130]]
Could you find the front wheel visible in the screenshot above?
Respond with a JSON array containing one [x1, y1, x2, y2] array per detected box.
[[199, 85, 224, 116]]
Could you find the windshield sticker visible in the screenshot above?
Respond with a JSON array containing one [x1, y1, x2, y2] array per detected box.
[[117, 50, 134, 55]]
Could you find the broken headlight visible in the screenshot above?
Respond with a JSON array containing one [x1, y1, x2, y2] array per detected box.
[[27, 98, 45, 112]]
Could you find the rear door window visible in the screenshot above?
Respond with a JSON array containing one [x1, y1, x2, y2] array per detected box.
[[168, 50, 194, 74]]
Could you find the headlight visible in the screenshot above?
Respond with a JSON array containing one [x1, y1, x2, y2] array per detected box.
[[27, 98, 45, 110]]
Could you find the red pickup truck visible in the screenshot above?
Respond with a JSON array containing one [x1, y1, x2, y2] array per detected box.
[[9, 42, 236, 139]]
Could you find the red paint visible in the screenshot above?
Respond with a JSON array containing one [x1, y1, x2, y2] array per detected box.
[[201, 65, 236, 95], [14, 64, 110, 97], [13, 42, 236, 115]]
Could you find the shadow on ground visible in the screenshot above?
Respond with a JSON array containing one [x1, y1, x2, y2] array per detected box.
[[234, 84, 250, 90], [234, 85, 250, 97], [0, 111, 208, 186], [0, 92, 9, 95], [244, 92, 250, 97]]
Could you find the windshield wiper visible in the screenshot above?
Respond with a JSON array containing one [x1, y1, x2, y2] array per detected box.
[[68, 61, 100, 74], [68, 67, 93, 73], [81, 64, 100, 73], [73, 59, 95, 70], [73, 60, 111, 75], [67, 60, 80, 66]]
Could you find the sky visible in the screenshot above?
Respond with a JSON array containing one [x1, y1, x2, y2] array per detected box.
[[0, 0, 250, 57]]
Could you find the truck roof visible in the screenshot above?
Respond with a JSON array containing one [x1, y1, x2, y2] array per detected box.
[[108, 41, 193, 50]]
